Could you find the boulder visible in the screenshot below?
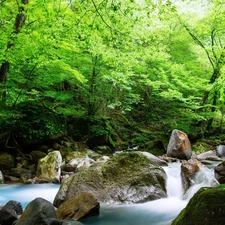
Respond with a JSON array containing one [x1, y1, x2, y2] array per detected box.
[[0, 200, 23, 225], [216, 145, 225, 158], [172, 185, 225, 225], [167, 130, 192, 160], [57, 192, 100, 220], [35, 151, 62, 183], [0, 152, 15, 170], [214, 161, 225, 184], [0, 170, 4, 183], [137, 151, 168, 166], [197, 150, 221, 161], [15, 198, 57, 225], [181, 159, 203, 193], [54, 152, 167, 207]]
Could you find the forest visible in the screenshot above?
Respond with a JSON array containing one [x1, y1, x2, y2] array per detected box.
[[0, 0, 225, 153]]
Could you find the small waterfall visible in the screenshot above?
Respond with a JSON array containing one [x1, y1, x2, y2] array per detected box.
[[164, 161, 219, 201], [183, 165, 219, 200], [163, 162, 183, 199]]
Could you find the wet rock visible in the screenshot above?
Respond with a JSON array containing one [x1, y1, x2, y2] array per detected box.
[[54, 152, 167, 207], [57, 192, 100, 220], [181, 159, 203, 193], [167, 130, 192, 160], [0, 200, 23, 225], [15, 198, 57, 225], [35, 151, 62, 183], [214, 161, 225, 184], [172, 185, 225, 225]]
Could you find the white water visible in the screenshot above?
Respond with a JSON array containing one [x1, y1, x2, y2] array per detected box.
[[0, 162, 218, 225]]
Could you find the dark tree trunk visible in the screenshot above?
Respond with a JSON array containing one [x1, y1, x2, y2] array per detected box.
[[0, 0, 28, 101]]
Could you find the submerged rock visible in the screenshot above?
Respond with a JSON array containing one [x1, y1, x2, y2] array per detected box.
[[57, 192, 100, 220], [54, 152, 167, 207], [167, 130, 192, 160], [172, 185, 225, 225]]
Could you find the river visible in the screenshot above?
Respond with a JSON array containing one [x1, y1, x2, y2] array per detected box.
[[0, 162, 218, 225]]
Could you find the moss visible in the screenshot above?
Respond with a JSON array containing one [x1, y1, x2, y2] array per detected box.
[[172, 185, 225, 225]]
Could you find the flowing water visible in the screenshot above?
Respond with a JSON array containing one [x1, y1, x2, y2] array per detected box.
[[0, 162, 218, 225]]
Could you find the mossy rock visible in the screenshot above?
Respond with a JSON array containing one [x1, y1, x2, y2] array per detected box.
[[54, 152, 167, 207], [172, 185, 225, 225]]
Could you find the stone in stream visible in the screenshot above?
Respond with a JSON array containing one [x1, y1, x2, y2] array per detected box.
[[54, 152, 167, 207], [167, 129, 192, 160], [57, 192, 100, 220]]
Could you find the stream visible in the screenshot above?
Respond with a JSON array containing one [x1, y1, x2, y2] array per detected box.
[[0, 162, 218, 225]]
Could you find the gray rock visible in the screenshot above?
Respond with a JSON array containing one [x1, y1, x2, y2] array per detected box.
[[167, 129, 192, 160], [197, 150, 222, 161], [15, 198, 57, 225], [54, 152, 167, 207], [0, 200, 23, 225], [216, 145, 225, 158]]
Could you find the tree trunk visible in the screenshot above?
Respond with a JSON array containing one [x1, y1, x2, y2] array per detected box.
[[0, 0, 28, 102]]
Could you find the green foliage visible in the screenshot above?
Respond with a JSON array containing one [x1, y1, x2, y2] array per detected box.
[[14, 101, 66, 141]]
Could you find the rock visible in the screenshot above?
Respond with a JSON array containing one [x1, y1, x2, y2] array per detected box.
[[172, 185, 225, 225], [30, 151, 47, 164], [15, 198, 57, 225], [62, 156, 94, 173], [137, 151, 168, 166], [0, 200, 23, 225], [167, 130, 192, 160], [7, 168, 34, 181], [216, 145, 225, 158], [91, 156, 110, 167], [214, 161, 225, 184], [0, 152, 15, 169], [57, 192, 100, 220], [54, 152, 167, 207], [0, 170, 4, 183], [92, 145, 114, 156], [36, 151, 62, 183], [181, 159, 204, 193], [197, 150, 221, 161]]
